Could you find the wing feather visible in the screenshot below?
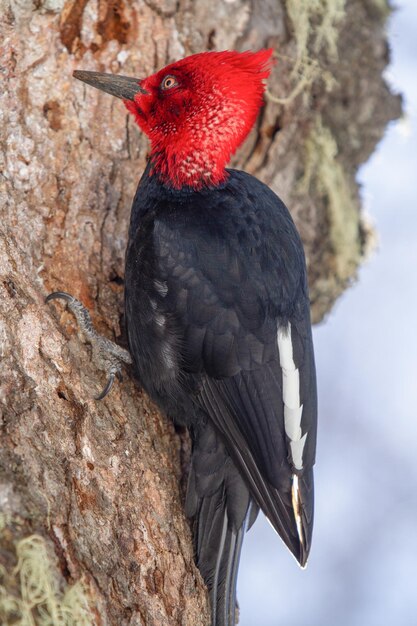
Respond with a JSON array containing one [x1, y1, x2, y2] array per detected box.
[[198, 377, 312, 565], [150, 173, 317, 565]]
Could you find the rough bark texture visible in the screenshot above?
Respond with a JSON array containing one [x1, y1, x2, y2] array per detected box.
[[0, 0, 401, 624]]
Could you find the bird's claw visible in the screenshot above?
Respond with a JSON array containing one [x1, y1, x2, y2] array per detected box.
[[46, 291, 132, 400], [95, 369, 116, 401], [94, 365, 124, 401]]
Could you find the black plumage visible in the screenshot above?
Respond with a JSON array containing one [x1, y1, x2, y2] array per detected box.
[[124, 165, 317, 622]]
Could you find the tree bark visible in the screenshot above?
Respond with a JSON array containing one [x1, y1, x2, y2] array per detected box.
[[0, 0, 400, 624]]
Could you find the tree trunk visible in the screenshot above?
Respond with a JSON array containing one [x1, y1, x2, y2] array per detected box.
[[0, 0, 400, 624]]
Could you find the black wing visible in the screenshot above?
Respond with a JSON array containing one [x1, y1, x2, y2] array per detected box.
[[151, 172, 317, 566]]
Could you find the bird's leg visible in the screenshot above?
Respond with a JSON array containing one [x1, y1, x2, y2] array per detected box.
[[46, 291, 132, 400]]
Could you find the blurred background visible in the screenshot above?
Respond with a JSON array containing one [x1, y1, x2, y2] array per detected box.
[[239, 2, 417, 624]]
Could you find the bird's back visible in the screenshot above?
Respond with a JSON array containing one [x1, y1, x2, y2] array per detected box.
[[124, 167, 317, 623]]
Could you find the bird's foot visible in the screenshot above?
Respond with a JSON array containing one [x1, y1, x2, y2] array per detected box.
[[46, 291, 132, 400]]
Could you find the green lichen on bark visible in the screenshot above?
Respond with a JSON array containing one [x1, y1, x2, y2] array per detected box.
[[300, 116, 362, 282], [268, 0, 346, 104], [0, 531, 93, 626], [287, 0, 346, 67]]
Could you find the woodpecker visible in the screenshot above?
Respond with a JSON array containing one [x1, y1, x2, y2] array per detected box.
[[55, 50, 317, 626]]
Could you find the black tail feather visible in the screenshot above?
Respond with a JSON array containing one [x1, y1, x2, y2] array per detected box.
[[186, 422, 255, 625], [197, 493, 252, 626]]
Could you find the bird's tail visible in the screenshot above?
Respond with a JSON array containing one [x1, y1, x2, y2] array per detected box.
[[186, 424, 258, 625], [201, 496, 253, 625]]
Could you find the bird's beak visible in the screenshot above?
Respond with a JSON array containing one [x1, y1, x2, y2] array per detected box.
[[73, 70, 148, 100]]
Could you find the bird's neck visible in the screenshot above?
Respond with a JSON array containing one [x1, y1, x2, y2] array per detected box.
[[149, 141, 229, 190]]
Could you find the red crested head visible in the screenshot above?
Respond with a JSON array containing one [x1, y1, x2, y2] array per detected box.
[[123, 49, 274, 189]]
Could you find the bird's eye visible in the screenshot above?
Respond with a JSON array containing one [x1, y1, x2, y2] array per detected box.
[[161, 75, 178, 90]]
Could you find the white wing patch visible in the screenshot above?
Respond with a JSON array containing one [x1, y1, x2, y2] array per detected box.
[[290, 434, 308, 471], [277, 323, 307, 471]]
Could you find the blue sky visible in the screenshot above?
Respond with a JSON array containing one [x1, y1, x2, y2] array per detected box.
[[239, 3, 417, 624]]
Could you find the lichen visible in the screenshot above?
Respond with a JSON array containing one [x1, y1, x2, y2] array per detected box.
[[0, 513, 12, 534], [0, 533, 94, 626], [268, 0, 346, 105], [300, 116, 362, 281]]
